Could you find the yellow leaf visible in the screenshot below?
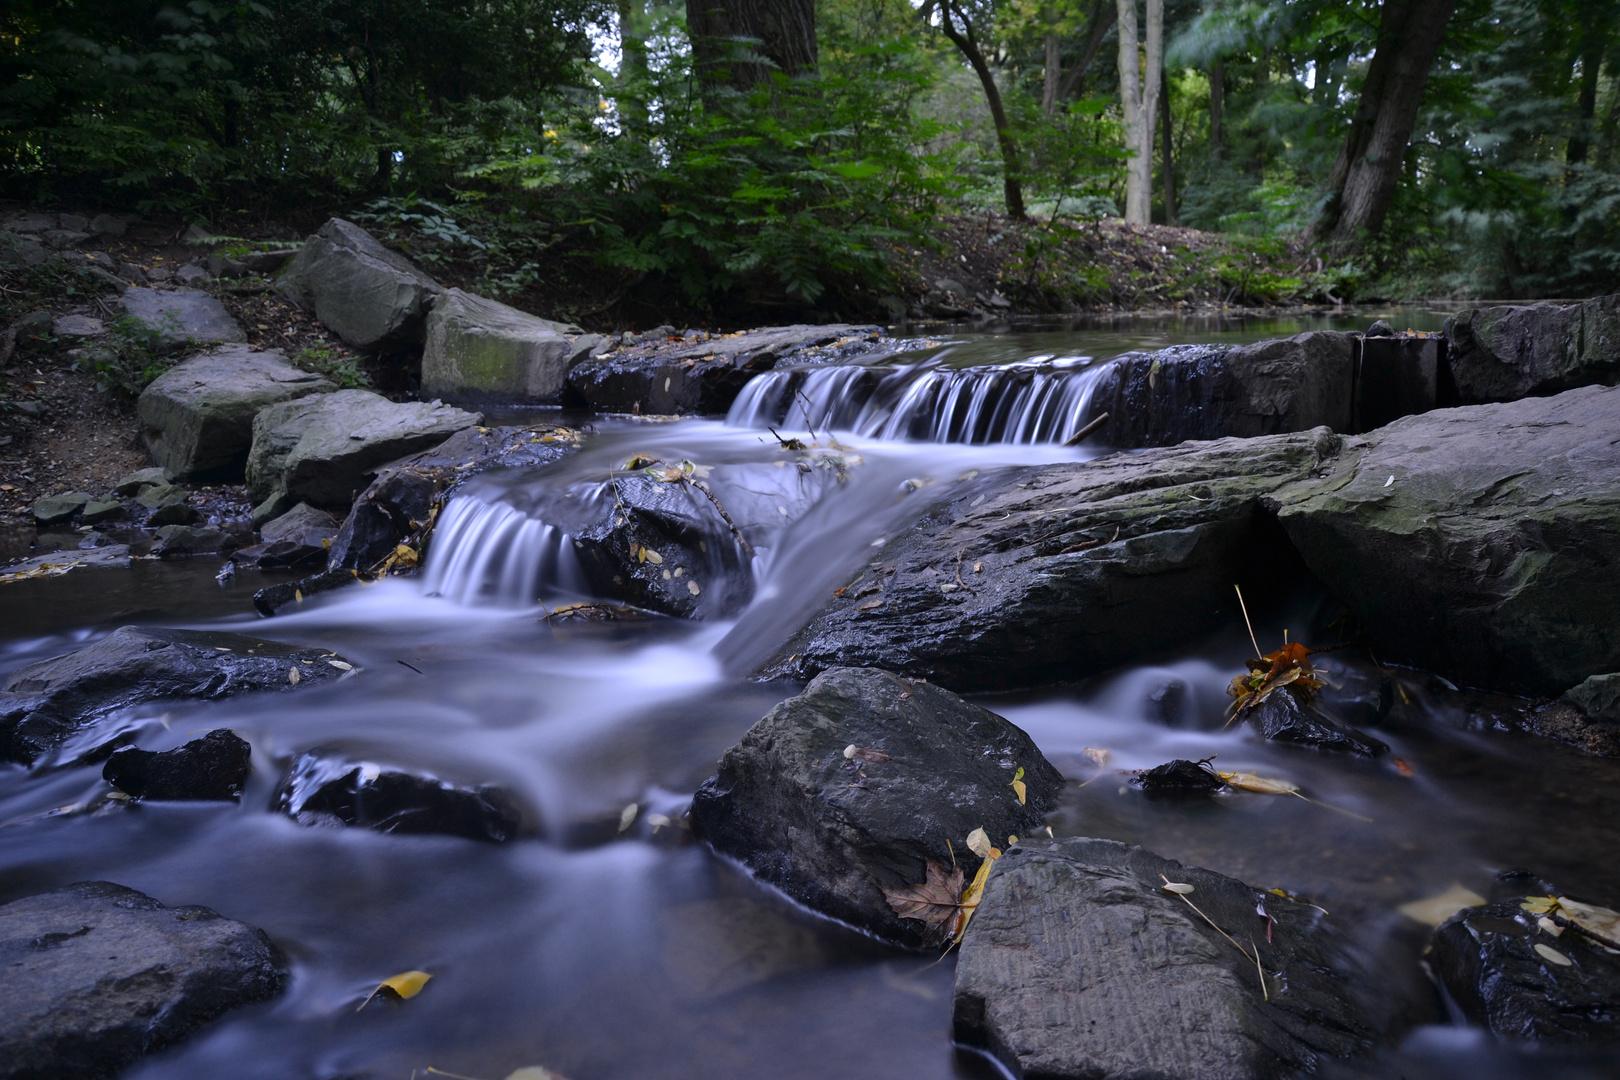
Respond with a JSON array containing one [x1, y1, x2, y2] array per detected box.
[[1011, 779, 1026, 804], [953, 849, 1001, 944], [327, 659, 353, 671], [643, 547, 664, 565], [1521, 895, 1559, 914], [1083, 747, 1111, 767], [965, 827, 993, 859], [1161, 881, 1195, 895], [357, 969, 432, 1010], [1218, 771, 1298, 795], [1555, 897, 1620, 948], [686, 580, 700, 596], [1535, 943, 1573, 966], [1398, 884, 1486, 927]]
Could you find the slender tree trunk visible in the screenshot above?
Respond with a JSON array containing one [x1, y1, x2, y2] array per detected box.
[[687, 0, 817, 93], [1319, 0, 1458, 246], [1160, 64, 1176, 224], [1055, 0, 1114, 103], [935, 1, 1026, 219], [1567, 45, 1602, 165], [617, 0, 649, 130], [1209, 57, 1223, 159], [1117, 0, 1160, 223], [1044, 33, 1062, 115]]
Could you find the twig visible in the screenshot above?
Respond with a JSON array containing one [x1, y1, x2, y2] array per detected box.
[[1249, 934, 1270, 1002], [689, 478, 755, 558], [1062, 410, 1110, 447], [1160, 874, 1267, 998], [1234, 583, 1262, 658], [794, 388, 820, 440]]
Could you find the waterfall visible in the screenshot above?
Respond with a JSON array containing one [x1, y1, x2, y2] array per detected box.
[[727, 356, 1113, 444], [421, 496, 586, 607]]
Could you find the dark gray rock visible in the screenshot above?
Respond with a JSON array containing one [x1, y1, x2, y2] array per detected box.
[[1432, 898, 1620, 1041], [0, 546, 131, 580], [135, 482, 188, 512], [113, 467, 169, 497], [79, 499, 124, 525], [251, 567, 361, 617], [102, 729, 252, 801], [0, 626, 351, 765], [1445, 295, 1620, 403], [245, 389, 481, 508], [147, 502, 202, 527], [568, 324, 887, 415], [138, 346, 334, 482], [421, 288, 582, 404], [0, 234, 48, 269], [765, 429, 1336, 691], [1131, 758, 1222, 797], [274, 748, 521, 841], [52, 314, 103, 339], [1243, 686, 1389, 757], [231, 538, 326, 572], [689, 667, 1063, 949], [1267, 385, 1620, 697], [11, 310, 54, 343], [277, 218, 442, 351], [32, 491, 91, 525], [0, 881, 286, 1080], [150, 524, 229, 556], [89, 213, 127, 237], [953, 837, 1371, 1080], [119, 287, 246, 353], [1083, 332, 1355, 448], [259, 501, 337, 544], [1566, 673, 1620, 722], [175, 264, 210, 286], [1355, 333, 1442, 432]]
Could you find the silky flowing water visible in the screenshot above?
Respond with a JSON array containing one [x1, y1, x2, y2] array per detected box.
[[3, 312, 1615, 1079]]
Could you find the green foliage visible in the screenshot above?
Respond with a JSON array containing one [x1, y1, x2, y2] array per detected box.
[[295, 346, 372, 390], [72, 316, 174, 399]]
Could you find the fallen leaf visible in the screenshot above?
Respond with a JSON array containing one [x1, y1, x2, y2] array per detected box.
[[327, 659, 353, 671], [972, 561, 983, 573], [1535, 942, 1573, 966], [855, 598, 882, 611], [686, 580, 700, 596], [288, 667, 300, 685], [644, 547, 664, 565], [842, 744, 891, 764], [965, 827, 993, 858], [1162, 881, 1195, 895], [1553, 897, 1620, 949], [357, 969, 432, 1011], [1538, 916, 1564, 936], [1398, 884, 1486, 927], [1394, 758, 1414, 777], [1083, 747, 1111, 767], [618, 803, 638, 833], [954, 850, 1000, 943], [883, 860, 965, 946], [1009, 766, 1026, 805], [1218, 771, 1298, 795]]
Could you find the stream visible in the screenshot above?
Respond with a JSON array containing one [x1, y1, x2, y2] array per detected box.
[[4, 310, 1616, 1079]]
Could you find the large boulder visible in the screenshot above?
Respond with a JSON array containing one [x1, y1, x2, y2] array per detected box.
[[1083, 332, 1355, 447], [137, 347, 334, 482], [764, 428, 1337, 691], [245, 389, 481, 508], [567, 324, 888, 415], [118, 287, 246, 353], [689, 667, 1063, 949], [0, 881, 286, 1080], [277, 218, 442, 352], [953, 837, 1371, 1080], [1445, 295, 1620, 403], [421, 288, 583, 404], [274, 749, 522, 841], [0, 626, 352, 766], [1267, 385, 1620, 697]]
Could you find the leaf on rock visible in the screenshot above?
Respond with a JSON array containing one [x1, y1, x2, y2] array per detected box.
[[842, 744, 891, 764], [1398, 884, 1486, 927], [1218, 771, 1299, 795], [954, 849, 1001, 944], [1535, 942, 1574, 966], [883, 860, 965, 945], [1161, 881, 1195, 895], [965, 827, 993, 859], [1009, 766, 1027, 805]]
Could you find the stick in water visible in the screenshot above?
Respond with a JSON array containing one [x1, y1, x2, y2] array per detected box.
[[1063, 411, 1110, 447], [1234, 583, 1261, 658]]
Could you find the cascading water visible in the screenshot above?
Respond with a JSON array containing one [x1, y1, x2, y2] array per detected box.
[[727, 354, 1114, 444], [419, 495, 586, 606]]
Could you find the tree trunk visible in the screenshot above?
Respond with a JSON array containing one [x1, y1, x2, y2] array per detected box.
[[1117, 0, 1160, 223], [1055, 0, 1114, 104], [1160, 64, 1176, 224], [687, 0, 817, 92], [1567, 44, 1602, 166], [617, 0, 649, 130], [1319, 0, 1458, 245], [1209, 58, 1223, 159], [1043, 33, 1062, 115], [935, 1, 1026, 219]]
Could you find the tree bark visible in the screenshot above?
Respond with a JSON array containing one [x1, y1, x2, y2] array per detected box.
[[1209, 58, 1223, 159], [687, 0, 817, 92], [617, 0, 649, 130], [1160, 64, 1176, 224], [1117, 0, 1160, 223], [1319, 0, 1458, 245], [1567, 44, 1602, 165], [934, 1, 1026, 219], [1043, 33, 1062, 115], [1054, 0, 1114, 105]]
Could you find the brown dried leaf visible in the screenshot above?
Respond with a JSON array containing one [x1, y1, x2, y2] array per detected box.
[[884, 860, 965, 945]]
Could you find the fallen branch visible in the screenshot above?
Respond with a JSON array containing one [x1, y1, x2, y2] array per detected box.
[[689, 478, 755, 559], [1063, 410, 1111, 447]]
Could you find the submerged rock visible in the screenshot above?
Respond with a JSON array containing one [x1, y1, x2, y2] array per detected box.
[[102, 729, 253, 801], [1243, 686, 1389, 757], [277, 218, 442, 352], [689, 667, 1063, 949], [421, 287, 583, 404], [251, 567, 361, 618], [0, 881, 286, 1080], [953, 837, 1371, 1080], [766, 428, 1335, 691], [1267, 385, 1620, 698], [274, 748, 521, 842], [1432, 898, 1620, 1040], [119, 287, 246, 353], [567, 324, 888, 415], [137, 346, 334, 482], [1445, 295, 1620, 403], [0, 627, 351, 766]]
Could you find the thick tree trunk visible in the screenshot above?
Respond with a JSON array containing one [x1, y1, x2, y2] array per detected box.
[[1209, 58, 1223, 159], [1117, 0, 1160, 223], [935, 1, 1026, 219], [1043, 33, 1061, 115], [687, 0, 817, 92], [1319, 0, 1457, 245], [1160, 65, 1176, 224]]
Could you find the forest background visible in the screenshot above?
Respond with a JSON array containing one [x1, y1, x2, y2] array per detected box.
[[2, 0, 1616, 325]]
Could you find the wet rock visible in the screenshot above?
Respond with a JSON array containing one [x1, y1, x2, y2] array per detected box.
[[231, 538, 326, 572], [138, 346, 334, 482], [251, 567, 361, 617], [567, 323, 887, 415], [1432, 898, 1620, 1040], [1267, 385, 1620, 697], [277, 218, 442, 352], [119, 287, 246, 353], [147, 502, 202, 527], [1132, 758, 1222, 797], [1445, 295, 1620, 403], [0, 626, 350, 765], [766, 429, 1335, 691], [32, 491, 92, 525], [1355, 333, 1443, 431], [0, 546, 131, 579], [245, 389, 480, 508], [102, 729, 252, 801], [953, 837, 1371, 1080], [135, 482, 189, 512], [114, 467, 170, 496], [1243, 686, 1389, 757], [326, 423, 582, 573], [150, 524, 230, 557], [1083, 332, 1355, 448], [79, 499, 125, 525], [274, 749, 521, 842], [1566, 673, 1620, 722], [1312, 653, 1395, 729], [259, 501, 338, 543], [421, 287, 582, 404], [0, 881, 286, 1080], [689, 667, 1063, 949]]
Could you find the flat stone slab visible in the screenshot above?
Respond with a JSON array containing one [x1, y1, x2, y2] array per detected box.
[[0, 545, 132, 583], [32, 491, 92, 526], [953, 837, 1371, 1080], [421, 287, 581, 403], [246, 389, 481, 507], [119, 287, 246, 353], [278, 218, 442, 351], [138, 346, 334, 481], [0, 882, 285, 1080]]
